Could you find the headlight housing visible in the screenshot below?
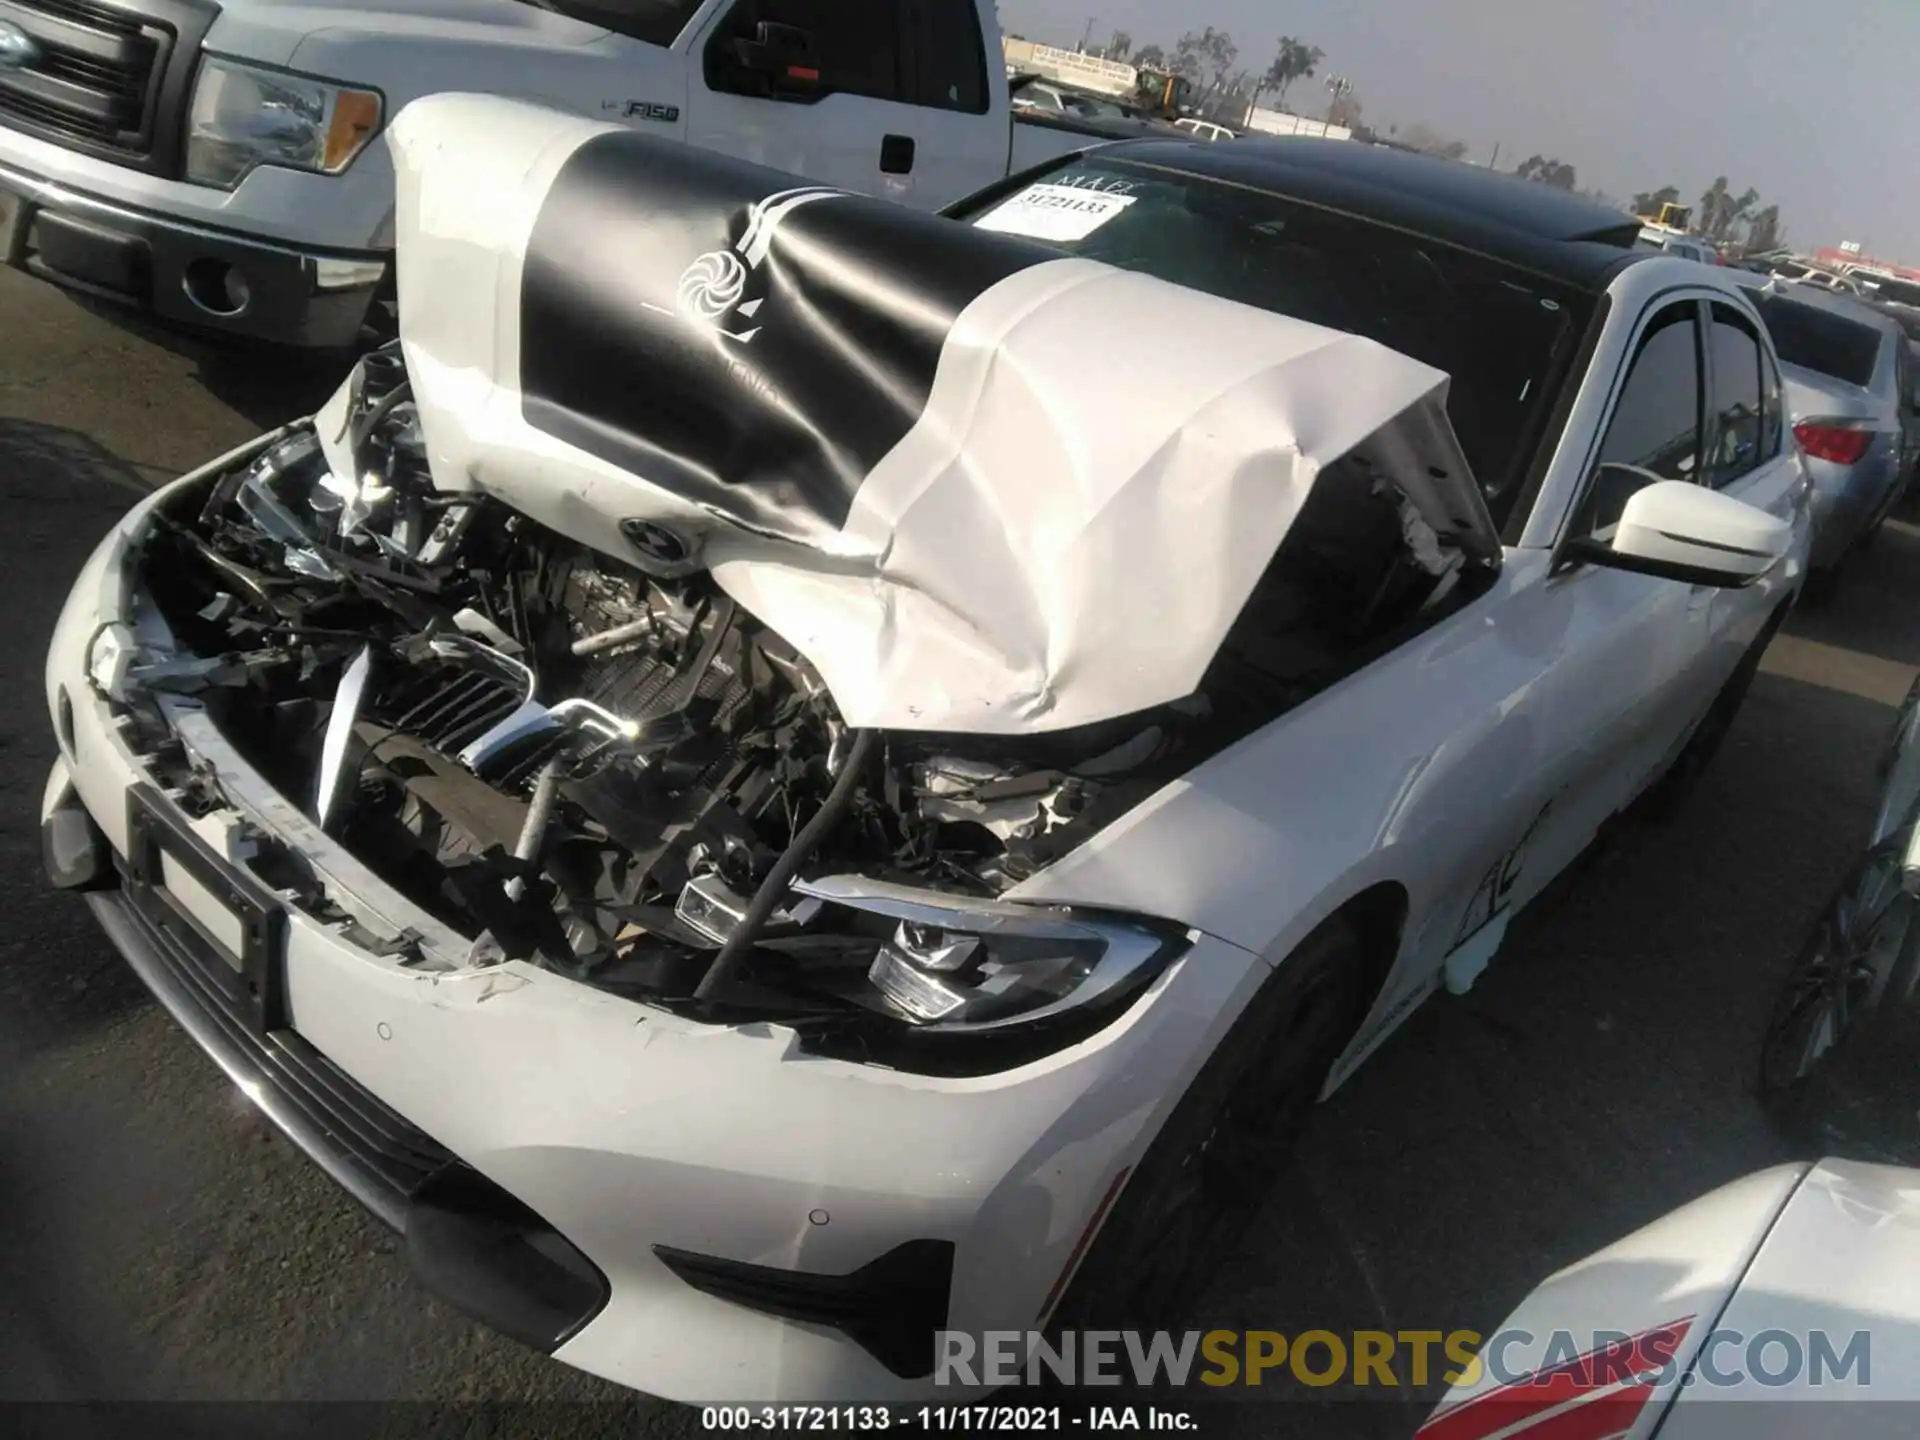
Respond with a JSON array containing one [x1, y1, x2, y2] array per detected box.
[[186, 57, 383, 189], [781, 875, 1191, 1073]]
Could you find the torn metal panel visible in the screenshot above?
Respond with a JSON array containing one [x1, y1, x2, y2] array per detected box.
[[383, 94, 1498, 736]]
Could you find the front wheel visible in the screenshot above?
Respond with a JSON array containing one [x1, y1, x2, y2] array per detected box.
[[1048, 914, 1375, 1332]]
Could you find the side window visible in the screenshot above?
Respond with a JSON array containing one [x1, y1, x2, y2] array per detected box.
[[1759, 345, 1784, 462], [1575, 304, 1703, 539], [905, 0, 989, 113], [1704, 304, 1765, 488], [714, 0, 906, 104]]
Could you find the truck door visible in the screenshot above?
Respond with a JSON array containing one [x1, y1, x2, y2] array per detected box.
[[683, 0, 1006, 210]]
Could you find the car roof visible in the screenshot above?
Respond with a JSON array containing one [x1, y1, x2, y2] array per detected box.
[[1085, 135, 1646, 291]]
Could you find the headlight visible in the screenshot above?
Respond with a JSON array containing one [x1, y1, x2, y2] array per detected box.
[[792, 875, 1189, 1058], [87, 623, 137, 704], [186, 57, 382, 189]]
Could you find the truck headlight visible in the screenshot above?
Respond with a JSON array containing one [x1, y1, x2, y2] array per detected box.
[[186, 57, 382, 189]]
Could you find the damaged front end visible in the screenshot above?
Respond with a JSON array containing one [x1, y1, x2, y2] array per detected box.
[[102, 353, 1206, 1070], [82, 100, 1508, 1074]]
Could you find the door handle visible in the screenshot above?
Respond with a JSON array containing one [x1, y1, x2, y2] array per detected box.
[[880, 134, 915, 174]]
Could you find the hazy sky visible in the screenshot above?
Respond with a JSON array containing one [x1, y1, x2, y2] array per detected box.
[[1001, 0, 1920, 260]]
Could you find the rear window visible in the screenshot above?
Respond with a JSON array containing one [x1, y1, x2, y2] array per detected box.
[[1748, 293, 1883, 387]]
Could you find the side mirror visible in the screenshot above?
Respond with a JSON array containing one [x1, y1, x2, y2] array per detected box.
[[1567, 475, 1791, 588], [712, 21, 821, 100]]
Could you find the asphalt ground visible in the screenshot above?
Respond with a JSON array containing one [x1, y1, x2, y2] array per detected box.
[[3, 266, 1917, 1439]]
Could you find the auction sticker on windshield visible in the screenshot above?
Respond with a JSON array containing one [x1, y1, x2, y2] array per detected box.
[[975, 183, 1136, 243]]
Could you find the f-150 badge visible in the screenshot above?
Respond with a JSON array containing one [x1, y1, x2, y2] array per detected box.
[[603, 100, 680, 123]]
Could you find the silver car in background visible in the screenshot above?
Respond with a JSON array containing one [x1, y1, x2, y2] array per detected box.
[[1741, 280, 1919, 581]]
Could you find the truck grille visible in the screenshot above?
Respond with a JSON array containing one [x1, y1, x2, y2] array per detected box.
[[0, 0, 203, 166]]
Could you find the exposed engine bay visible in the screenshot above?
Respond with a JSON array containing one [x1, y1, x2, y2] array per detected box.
[[112, 346, 1479, 1064]]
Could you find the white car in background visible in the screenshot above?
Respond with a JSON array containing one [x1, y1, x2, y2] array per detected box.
[[1638, 227, 1718, 265], [1420, 1159, 1920, 1440], [1173, 117, 1237, 143], [43, 101, 1811, 1402]]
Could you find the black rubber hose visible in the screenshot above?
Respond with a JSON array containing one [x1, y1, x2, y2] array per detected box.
[[693, 728, 876, 1003], [348, 377, 413, 473]]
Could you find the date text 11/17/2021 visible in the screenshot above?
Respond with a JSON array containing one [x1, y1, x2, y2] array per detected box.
[[700, 1405, 1202, 1432]]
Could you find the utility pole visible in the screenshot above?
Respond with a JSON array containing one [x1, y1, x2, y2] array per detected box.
[[1323, 73, 1353, 136], [1079, 15, 1097, 51], [1488, 141, 1500, 171]]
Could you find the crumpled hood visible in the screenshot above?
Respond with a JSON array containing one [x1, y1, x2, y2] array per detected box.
[[379, 93, 1497, 735]]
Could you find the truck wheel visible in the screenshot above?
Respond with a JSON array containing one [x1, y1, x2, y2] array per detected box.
[[1048, 914, 1374, 1332]]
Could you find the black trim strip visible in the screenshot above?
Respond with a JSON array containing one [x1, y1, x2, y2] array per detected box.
[[86, 887, 453, 1229], [1655, 528, 1770, 559], [655, 1239, 955, 1379]]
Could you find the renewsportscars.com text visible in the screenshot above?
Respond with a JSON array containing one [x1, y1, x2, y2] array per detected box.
[[935, 1328, 1872, 1390]]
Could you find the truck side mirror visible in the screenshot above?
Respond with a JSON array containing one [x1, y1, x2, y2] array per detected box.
[[711, 21, 824, 102]]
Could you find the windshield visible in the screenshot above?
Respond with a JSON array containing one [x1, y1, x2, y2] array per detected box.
[[955, 156, 1586, 525], [1748, 292, 1883, 387]]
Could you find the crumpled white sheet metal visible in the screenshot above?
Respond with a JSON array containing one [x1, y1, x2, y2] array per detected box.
[[377, 93, 1493, 735]]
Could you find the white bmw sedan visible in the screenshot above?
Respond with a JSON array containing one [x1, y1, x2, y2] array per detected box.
[[41, 95, 1810, 1402]]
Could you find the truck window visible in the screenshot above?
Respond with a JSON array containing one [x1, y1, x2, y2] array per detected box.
[[538, 0, 705, 47], [718, 0, 906, 103], [904, 0, 989, 114]]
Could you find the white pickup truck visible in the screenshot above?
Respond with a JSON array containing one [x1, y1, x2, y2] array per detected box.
[[0, 0, 1100, 347]]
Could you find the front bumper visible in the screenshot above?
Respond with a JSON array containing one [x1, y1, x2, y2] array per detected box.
[[0, 158, 386, 348], [42, 467, 1271, 1401]]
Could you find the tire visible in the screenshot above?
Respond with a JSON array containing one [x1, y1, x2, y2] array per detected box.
[[1639, 608, 1784, 823], [1758, 841, 1916, 1123], [1048, 913, 1376, 1332]]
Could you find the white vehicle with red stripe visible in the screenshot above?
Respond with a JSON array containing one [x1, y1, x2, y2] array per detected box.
[[1421, 1159, 1920, 1440], [43, 99, 1813, 1402]]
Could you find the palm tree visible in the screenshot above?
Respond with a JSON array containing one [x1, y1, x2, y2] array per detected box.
[[1263, 36, 1325, 110]]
